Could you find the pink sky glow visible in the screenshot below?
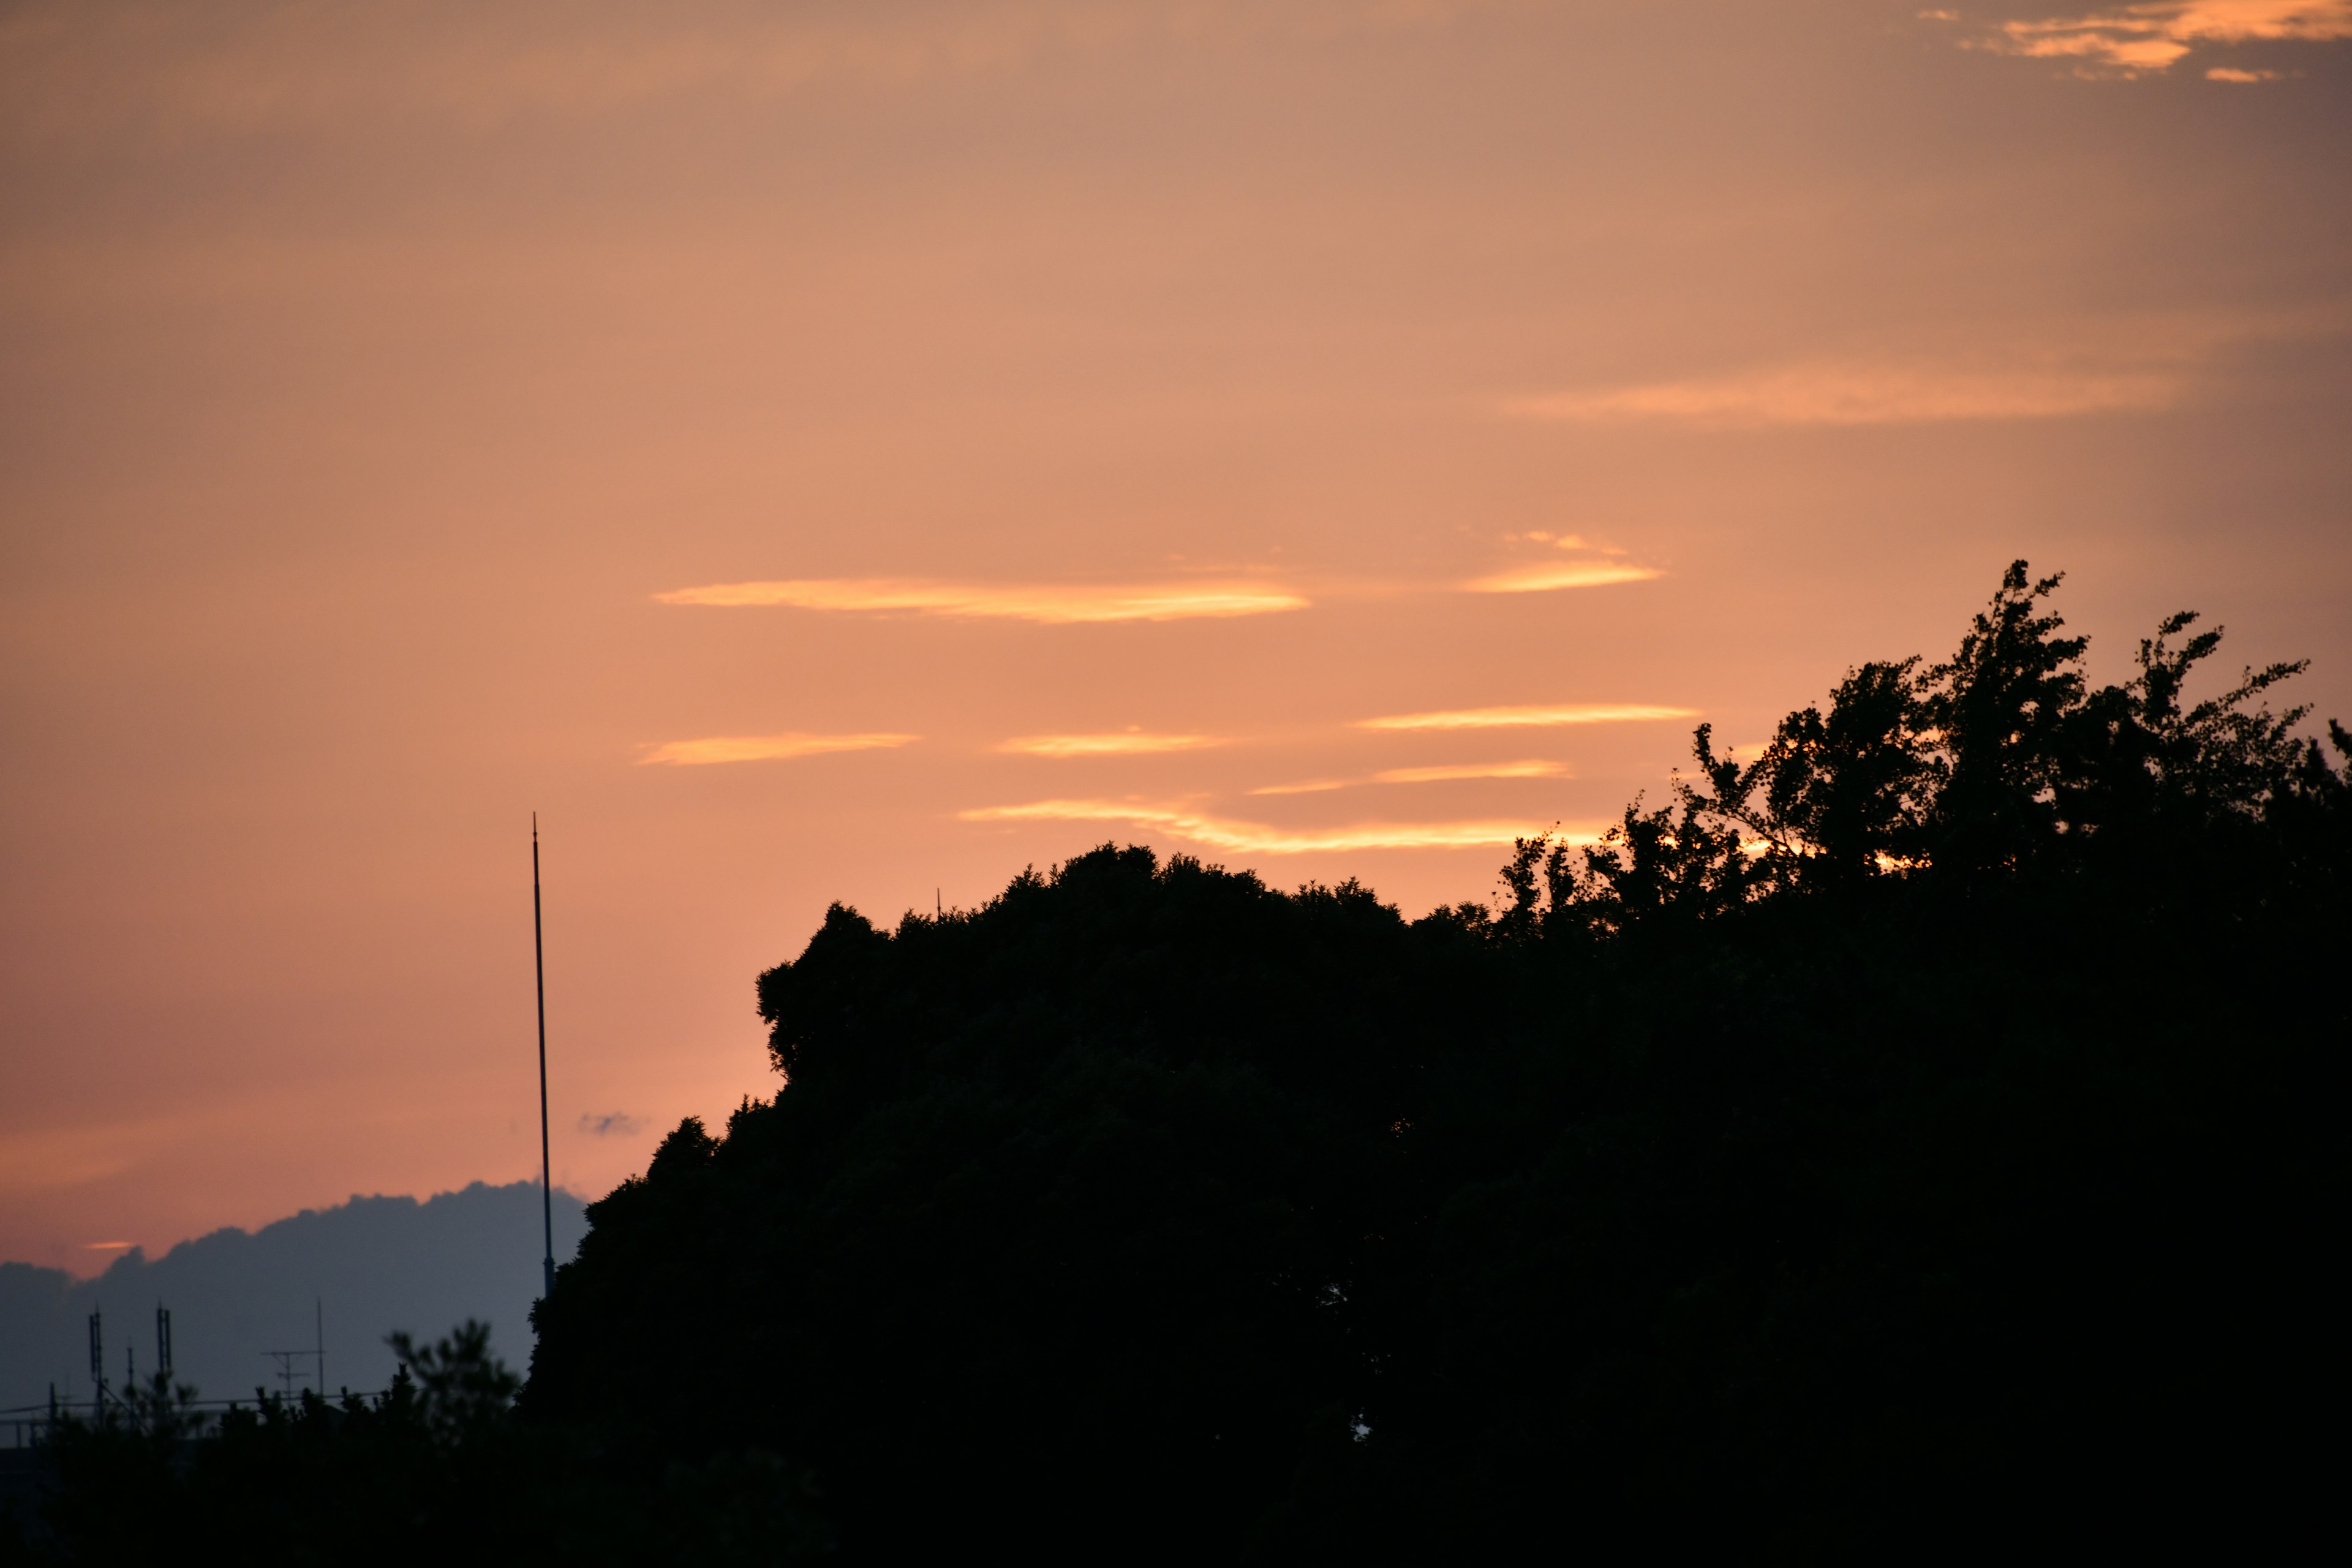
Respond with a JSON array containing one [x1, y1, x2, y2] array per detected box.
[[2, 0, 2347, 1272]]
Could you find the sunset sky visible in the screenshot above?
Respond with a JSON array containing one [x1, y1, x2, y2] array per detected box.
[[4, 0, 2347, 1272]]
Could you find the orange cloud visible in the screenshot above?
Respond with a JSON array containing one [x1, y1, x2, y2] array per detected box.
[[1986, 2, 2351, 75], [638, 732, 918, 766], [997, 731, 1229, 756], [1356, 703, 1696, 731], [653, 578, 1308, 622], [1250, 758, 1572, 794], [1464, 560, 1664, 593], [1509, 361, 2184, 427], [1246, 778, 1354, 796], [958, 798, 1594, 855], [1373, 759, 1571, 783]]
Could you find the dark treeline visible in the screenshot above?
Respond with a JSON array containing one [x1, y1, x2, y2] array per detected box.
[[13, 565, 2346, 1561], [8, 1326, 829, 1564]]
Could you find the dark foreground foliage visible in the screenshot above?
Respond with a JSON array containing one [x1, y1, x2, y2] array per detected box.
[[4, 1325, 829, 1566], [529, 566, 2345, 1558], [15, 565, 2345, 1561]]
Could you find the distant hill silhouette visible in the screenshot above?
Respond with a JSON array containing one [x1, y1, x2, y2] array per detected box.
[[0, 1181, 586, 1412]]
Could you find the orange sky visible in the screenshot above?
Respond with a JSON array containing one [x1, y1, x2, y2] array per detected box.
[[4, 0, 2348, 1273]]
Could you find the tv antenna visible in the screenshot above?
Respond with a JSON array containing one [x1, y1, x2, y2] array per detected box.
[[261, 1298, 325, 1400], [533, 813, 555, 1301]]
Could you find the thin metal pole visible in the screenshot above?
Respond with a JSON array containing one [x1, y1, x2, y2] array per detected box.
[[534, 815, 555, 1300]]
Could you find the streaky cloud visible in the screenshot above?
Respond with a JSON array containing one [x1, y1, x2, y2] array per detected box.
[[1508, 361, 2184, 427], [1247, 778, 1355, 796], [1357, 704, 1696, 731], [639, 732, 918, 766], [1463, 561, 1664, 593], [1250, 758, 1571, 794], [959, 798, 1593, 855], [997, 731, 1228, 756], [1373, 760, 1572, 783], [654, 578, 1308, 623]]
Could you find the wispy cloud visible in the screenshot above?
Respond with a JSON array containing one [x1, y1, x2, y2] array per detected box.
[[997, 731, 1228, 756], [578, 1112, 643, 1137], [1250, 758, 1571, 794], [1464, 560, 1664, 592], [638, 732, 918, 766], [959, 798, 1589, 854], [1374, 760, 1570, 783], [1356, 704, 1696, 731], [1983, 2, 2351, 75], [654, 578, 1308, 623], [1509, 361, 2185, 428]]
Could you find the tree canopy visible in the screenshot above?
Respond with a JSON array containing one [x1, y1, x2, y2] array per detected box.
[[18, 564, 2342, 1561], [522, 563, 2346, 1556]]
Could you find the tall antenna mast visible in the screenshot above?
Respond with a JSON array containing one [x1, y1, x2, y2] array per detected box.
[[534, 813, 554, 1300]]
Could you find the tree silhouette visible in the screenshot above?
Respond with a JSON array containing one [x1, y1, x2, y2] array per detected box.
[[24, 563, 2343, 1560]]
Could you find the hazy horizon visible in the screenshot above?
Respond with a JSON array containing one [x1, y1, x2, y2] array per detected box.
[[0, 1179, 589, 1408]]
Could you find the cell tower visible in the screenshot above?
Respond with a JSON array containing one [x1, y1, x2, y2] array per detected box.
[[262, 1299, 325, 1399]]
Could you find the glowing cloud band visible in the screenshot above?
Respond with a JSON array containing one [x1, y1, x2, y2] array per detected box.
[[959, 799, 1594, 856], [997, 732, 1227, 756], [640, 733, 918, 766], [1509, 363, 2184, 426], [1251, 760, 1572, 795], [655, 578, 1308, 623], [1357, 704, 1696, 732], [1373, 760, 1571, 783], [1464, 561, 1664, 593]]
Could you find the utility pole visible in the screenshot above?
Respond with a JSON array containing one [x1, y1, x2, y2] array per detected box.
[[534, 815, 555, 1301], [87, 1310, 104, 1423]]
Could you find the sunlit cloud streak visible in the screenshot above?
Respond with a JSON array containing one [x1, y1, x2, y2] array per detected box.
[[655, 577, 1308, 622], [1357, 704, 1696, 731], [639, 732, 918, 766], [959, 799, 1594, 855], [997, 731, 1228, 756], [1464, 560, 1664, 592], [1247, 778, 1352, 796], [1982, 1, 2352, 75], [1249, 758, 1571, 794], [1509, 361, 2184, 427], [1465, 530, 1663, 593], [1374, 760, 1570, 783]]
